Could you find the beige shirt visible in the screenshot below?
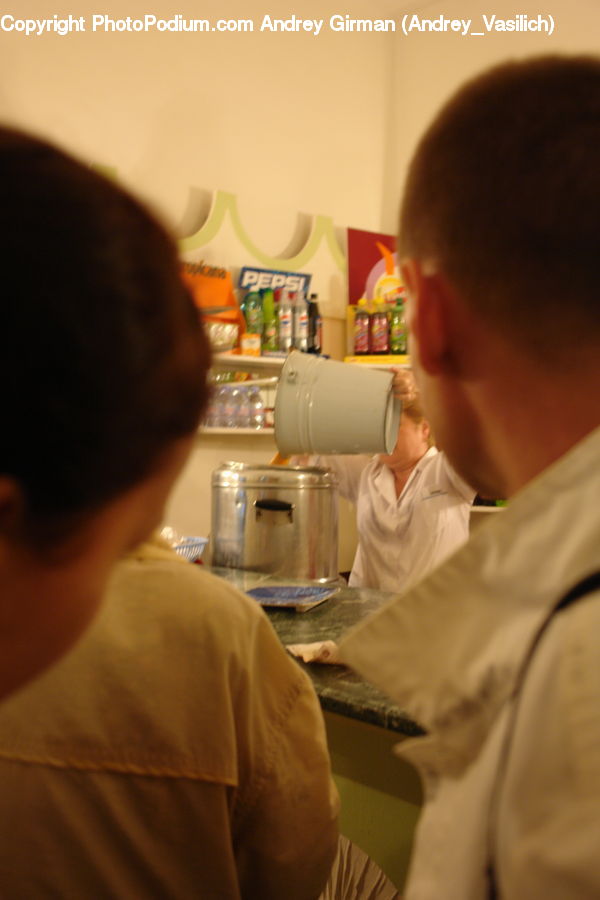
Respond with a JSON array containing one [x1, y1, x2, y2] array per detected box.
[[0, 541, 339, 898], [311, 448, 474, 591], [339, 427, 600, 899]]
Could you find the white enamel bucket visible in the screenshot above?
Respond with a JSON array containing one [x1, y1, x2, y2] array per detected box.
[[274, 351, 401, 456]]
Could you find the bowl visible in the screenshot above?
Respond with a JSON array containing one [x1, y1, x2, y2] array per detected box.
[[173, 536, 209, 563]]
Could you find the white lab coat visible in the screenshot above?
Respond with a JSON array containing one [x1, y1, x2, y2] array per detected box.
[[312, 447, 474, 592], [339, 426, 600, 899]]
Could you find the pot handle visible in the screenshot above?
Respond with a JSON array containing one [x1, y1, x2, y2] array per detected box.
[[254, 498, 294, 523]]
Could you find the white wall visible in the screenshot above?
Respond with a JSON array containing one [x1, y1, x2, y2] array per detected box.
[[3, 0, 597, 277], [382, 0, 600, 228], [0, 0, 396, 235]]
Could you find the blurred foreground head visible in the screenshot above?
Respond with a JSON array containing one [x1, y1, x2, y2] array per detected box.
[[398, 56, 600, 497], [0, 126, 211, 699]]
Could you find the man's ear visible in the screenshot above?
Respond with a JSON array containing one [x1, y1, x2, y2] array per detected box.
[[401, 260, 456, 376]]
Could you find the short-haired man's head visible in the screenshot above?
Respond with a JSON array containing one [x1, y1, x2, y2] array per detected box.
[[399, 55, 600, 364], [0, 127, 211, 546]]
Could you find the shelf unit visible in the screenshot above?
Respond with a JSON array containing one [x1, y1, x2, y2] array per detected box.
[[204, 353, 282, 434]]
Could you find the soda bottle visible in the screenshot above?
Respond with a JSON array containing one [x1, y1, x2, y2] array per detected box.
[[243, 290, 264, 336], [307, 293, 322, 354], [353, 298, 371, 355], [389, 299, 408, 354], [277, 289, 294, 352], [293, 290, 309, 352], [261, 288, 278, 352], [370, 301, 390, 355]]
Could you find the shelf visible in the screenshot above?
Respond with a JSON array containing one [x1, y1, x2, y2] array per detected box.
[[344, 355, 410, 367], [212, 352, 286, 372], [215, 352, 408, 372], [210, 375, 278, 388], [199, 426, 275, 435]]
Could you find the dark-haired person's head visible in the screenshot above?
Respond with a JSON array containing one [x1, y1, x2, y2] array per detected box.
[[0, 126, 211, 699], [398, 56, 600, 499]]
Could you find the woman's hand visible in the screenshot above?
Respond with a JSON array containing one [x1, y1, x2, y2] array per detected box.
[[390, 367, 418, 404]]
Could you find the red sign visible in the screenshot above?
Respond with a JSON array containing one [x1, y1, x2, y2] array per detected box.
[[347, 228, 402, 306]]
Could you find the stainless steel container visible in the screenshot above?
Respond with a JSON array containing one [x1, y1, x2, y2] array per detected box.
[[211, 462, 339, 583]]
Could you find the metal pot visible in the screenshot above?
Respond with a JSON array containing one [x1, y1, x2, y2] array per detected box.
[[210, 462, 339, 584]]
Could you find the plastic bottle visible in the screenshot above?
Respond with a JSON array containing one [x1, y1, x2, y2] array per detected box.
[[237, 385, 251, 428], [307, 294, 322, 354], [202, 397, 215, 427], [248, 385, 265, 430], [243, 290, 264, 336], [293, 290, 309, 352], [353, 298, 371, 355], [370, 301, 390, 355], [261, 288, 278, 352], [213, 385, 230, 427], [389, 299, 407, 354], [222, 385, 242, 428], [277, 289, 294, 352]]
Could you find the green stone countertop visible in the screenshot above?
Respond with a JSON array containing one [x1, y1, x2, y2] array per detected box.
[[208, 566, 425, 737]]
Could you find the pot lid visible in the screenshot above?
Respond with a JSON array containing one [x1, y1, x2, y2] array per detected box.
[[212, 461, 338, 489]]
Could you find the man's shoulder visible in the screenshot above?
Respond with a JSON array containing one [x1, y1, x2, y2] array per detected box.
[[105, 560, 305, 698], [110, 557, 265, 632], [0, 561, 300, 781]]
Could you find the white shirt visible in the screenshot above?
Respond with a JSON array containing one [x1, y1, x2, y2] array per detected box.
[[339, 426, 600, 899], [313, 448, 474, 592]]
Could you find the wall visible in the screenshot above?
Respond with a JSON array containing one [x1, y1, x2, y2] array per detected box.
[[0, 0, 396, 235], [3, 0, 598, 291], [382, 0, 600, 228]]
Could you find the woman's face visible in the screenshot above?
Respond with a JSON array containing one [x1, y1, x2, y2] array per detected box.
[[379, 413, 430, 470], [0, 435, 193, 702]]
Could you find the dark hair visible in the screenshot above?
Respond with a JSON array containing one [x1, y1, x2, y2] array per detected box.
[[399, 55, 600, 362], [0, 126, 211, 543]]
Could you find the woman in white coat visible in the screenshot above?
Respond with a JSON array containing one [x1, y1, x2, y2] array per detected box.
[[295, 370, 474, 592]]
